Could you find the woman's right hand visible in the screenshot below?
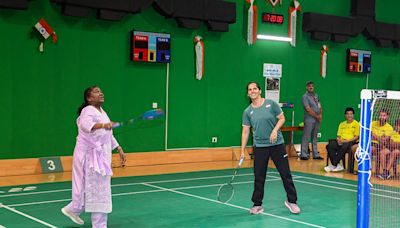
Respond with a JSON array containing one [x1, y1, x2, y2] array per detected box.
[[240, 151, 245, 159], [102, 122, 114, 130]]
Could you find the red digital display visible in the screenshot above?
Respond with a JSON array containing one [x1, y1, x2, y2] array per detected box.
[[262, 13, 284, 24]]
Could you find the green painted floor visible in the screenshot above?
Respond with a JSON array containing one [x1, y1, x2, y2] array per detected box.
[[0, 168, 385, 228]]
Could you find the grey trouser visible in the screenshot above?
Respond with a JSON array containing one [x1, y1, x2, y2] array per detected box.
[[300, 119, 320, 158]]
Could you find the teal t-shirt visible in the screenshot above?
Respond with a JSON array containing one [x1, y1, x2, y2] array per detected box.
[[242, 99, 284, 147]]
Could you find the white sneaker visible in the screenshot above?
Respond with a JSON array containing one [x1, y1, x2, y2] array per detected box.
[[61, 207, 84, 225], [249, 206, 264, 215], [324, 165, 336, 172], [332, 164, 344, 172], [284, 201, 301, 214]]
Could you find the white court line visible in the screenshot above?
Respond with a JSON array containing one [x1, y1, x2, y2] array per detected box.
[[0, 189, 71, 198], [0, 173, 255, 198], [0, 171, 361, 199], [0, 203, 57, 228], [9, 199, 71, 207], [290, 173, 400, 194], [295, 179, 358, 192], [290, 173, 400, 195], [290, 173, 358, 187], [4, 171, 398, 207], [370, 187, 400, 196], [8, 178, 283, 207], [113, 178, 282, 197], [1, 171, 399, 227], [112, 173, 255, 187], [143, 183, 326, 228], [281, 173, 400, 197], [2, 170, 392, 199], [289, 178, 400, 201]]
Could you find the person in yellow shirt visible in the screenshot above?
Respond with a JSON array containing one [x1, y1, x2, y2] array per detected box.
[[325, 107, 359, 172], [385, 119, 400, 178], [371, 109, 393, 179]]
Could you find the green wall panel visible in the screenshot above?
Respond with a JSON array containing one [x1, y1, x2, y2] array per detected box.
[[1, 0, 399, 159]]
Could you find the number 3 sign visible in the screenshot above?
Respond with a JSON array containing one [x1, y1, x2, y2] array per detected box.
[[39, 157, 63, 173]]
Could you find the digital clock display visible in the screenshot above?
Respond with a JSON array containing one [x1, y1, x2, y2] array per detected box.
[[262, 13, 284, 24]]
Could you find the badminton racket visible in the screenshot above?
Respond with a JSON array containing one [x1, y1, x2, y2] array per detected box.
[[113, 109, 164, 128], [217, 157, 245, 203]]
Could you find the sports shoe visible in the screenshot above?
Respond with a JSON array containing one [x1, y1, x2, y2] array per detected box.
[[285, 201, 301, 214], [324, 165, 336, 172], [377, 173, 385, 180], [379, 169, 391, 180], [332, 164, 344, 172], [61, 207, 84, 225], [249, 206, 264, 215]]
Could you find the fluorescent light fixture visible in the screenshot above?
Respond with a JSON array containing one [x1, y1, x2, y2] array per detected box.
[[257, 34, 292, 42]]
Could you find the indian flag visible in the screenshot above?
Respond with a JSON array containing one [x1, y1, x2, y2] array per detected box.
[[35, 18, 54, 40]]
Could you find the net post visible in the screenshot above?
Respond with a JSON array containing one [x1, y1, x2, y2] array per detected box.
[[357, 89, 372, 228]]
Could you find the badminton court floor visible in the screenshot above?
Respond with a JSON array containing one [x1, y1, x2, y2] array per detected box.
[[0, 168, 397, 227]]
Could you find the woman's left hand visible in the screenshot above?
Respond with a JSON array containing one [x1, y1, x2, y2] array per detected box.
[[117, 146, 126, 167], [270, 130, 278, 143]]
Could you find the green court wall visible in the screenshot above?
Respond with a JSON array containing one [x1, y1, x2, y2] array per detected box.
[[1, 0, 399, 159]]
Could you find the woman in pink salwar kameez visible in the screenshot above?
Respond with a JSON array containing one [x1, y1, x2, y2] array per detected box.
[[62, 86, 126, 228]]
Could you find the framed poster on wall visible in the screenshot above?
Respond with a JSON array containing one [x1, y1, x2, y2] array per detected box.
[[265, 77, 280, 103], [263, 63, 282, 103]]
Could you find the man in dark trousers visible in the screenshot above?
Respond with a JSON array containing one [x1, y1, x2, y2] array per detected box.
[[325, 107, 359, 172]]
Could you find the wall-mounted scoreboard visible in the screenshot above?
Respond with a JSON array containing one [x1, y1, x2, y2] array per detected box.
[[132, 31, 171, 63], [346, 49, 371, 73]]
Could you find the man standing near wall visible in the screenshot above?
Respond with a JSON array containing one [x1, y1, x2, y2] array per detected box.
[[300, 81, 323, 160]]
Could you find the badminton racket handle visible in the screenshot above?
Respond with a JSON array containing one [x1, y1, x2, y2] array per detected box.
[[238, 157, 244, 166], [112, 122, 122, 129]]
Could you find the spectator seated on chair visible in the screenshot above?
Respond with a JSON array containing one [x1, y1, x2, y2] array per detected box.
[[385, 119, 400, 178], [371, 109, 393, 180], [325, 107, 359, 172]]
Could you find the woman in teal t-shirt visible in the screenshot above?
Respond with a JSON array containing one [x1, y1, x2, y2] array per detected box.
[[241, 82, 300, 215]]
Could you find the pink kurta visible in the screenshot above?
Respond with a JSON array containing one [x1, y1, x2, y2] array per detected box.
[[70, 105, 119, 214]]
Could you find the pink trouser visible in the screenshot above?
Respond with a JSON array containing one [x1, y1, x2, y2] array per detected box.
[[66, 144, 109, 227], [65, 202, 108, 228], [91, 212, 108, 228]]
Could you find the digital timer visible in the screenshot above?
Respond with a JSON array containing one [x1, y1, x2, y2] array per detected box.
[[262, 13, 284, 24]]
